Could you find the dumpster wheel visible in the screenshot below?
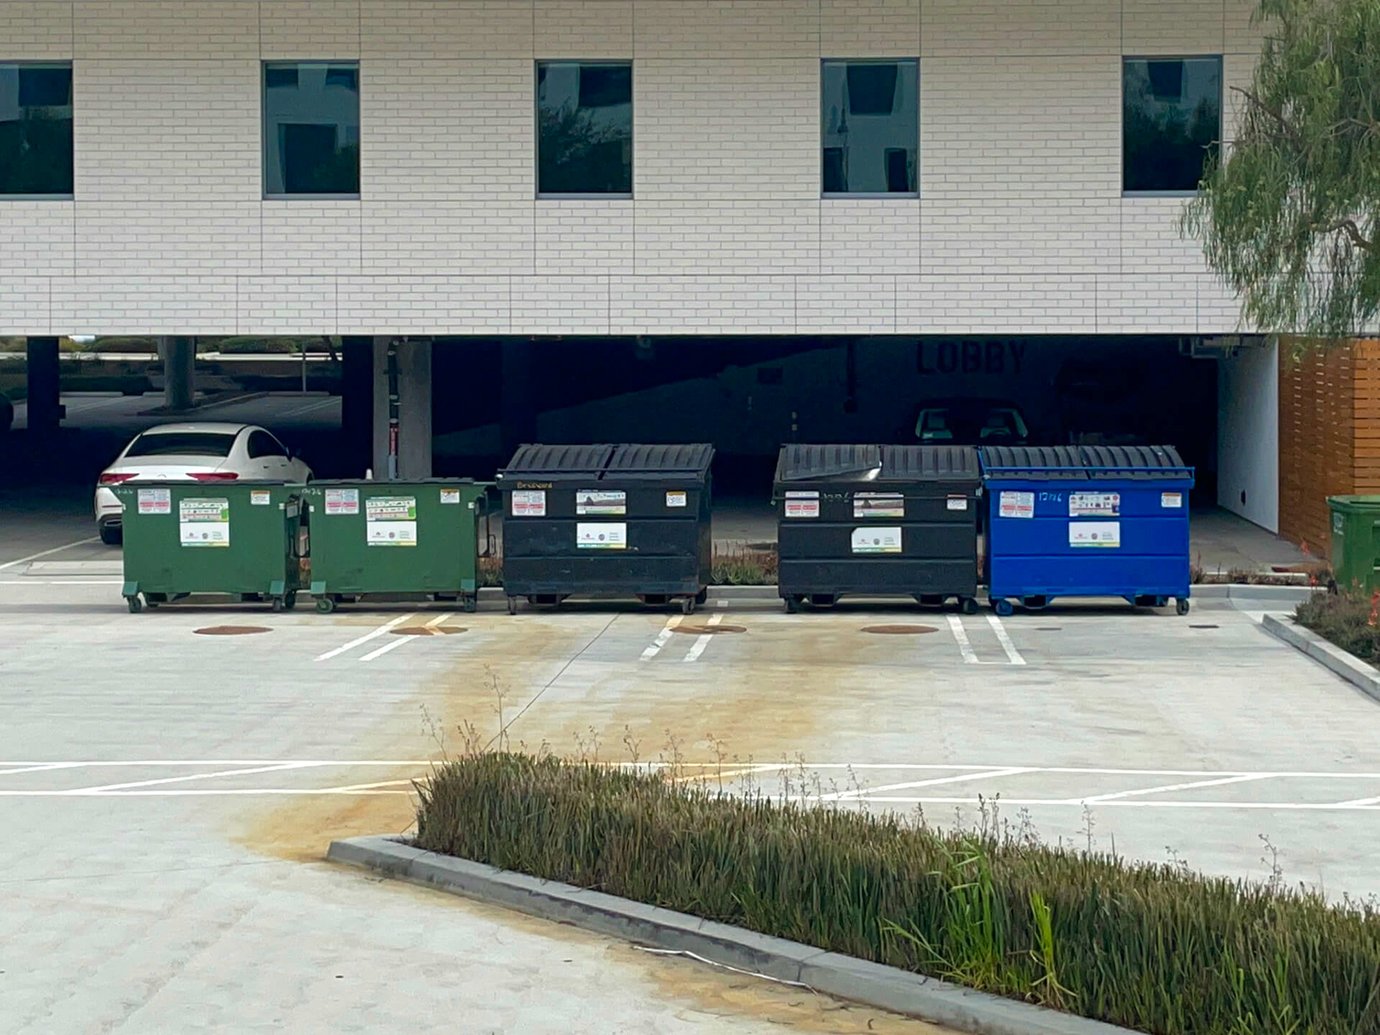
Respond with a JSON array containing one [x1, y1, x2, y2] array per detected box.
[[126, 595, 142, 614], [680, 596, 696, 616], [960, 597, 979, 615], [464, 596, 478, 614], [784, 596, 801, 614], [1176, 597, 1191, 616], [506, 596, 519, 616], [315, 596, 337, 615], [990, 598, 1014, 617]]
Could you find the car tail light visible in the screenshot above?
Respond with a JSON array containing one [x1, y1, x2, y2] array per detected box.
[[98, 473, 138, 485], [189, 472, 239, 482]]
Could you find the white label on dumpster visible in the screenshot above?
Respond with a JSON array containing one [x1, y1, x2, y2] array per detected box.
[[576, 490, 626, 516], [179, 497, 230, 548], [577, 522, 626, 549], [665, 490, 687, 508], [947, 495, 968, 511], [325, 488, 359, 516], [366, 496, 417, 547], [998, 491, 1034, 519], [1069, 521, 1120, 548], [851, 527, 902, 554], [250, 490, 272, 506], [853, 493, 905, 519], [512, 490, 546, 517], [137, 488, 171, 515], [1069, 492, 1120, 517], [1161, 492, 1183, 509], [440, 488, 461, 505], [784, 491, 820, 519]]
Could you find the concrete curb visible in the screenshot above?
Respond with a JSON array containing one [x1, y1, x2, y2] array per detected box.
[[1261, 614, 1380, 703], [328, 835, 1139, 1035]]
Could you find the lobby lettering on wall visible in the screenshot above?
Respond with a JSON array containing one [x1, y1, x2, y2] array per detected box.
[[917, 340, 1027, 375]]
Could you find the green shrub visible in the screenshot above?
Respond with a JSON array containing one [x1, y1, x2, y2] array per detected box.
[[1296, 590, 1380, 664], [211, 337, 308, 355], [415, 754, 1380, 1035]]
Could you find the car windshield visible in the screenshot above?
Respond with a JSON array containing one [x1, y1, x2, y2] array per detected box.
[[124, 431, 237, 458], [916, 406, 1028, 442]]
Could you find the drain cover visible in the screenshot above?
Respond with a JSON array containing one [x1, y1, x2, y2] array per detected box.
[[194, 626, 272, 636], [390, 626, 468, 636], [1189, 624, 1219, 630], [1036, 627, 1063, 632], [670, 624, 746, 635], [861, 624, 938, 635]]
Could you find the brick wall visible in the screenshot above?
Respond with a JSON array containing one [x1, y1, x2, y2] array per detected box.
[[1278, 340, 1380, 557], [0, 0, 1261, 335]]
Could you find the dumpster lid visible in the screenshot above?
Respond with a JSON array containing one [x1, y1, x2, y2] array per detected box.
[[878, 445, 980, 482], [605, 443, 714, 477], [978, 445, 1086, 479], [776, 444, 883, 482], [499, 444, 617, 479], [1080, 444, 1192, 479]]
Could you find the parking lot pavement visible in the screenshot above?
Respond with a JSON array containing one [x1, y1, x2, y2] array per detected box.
[[4, 583, 1380, 1033]]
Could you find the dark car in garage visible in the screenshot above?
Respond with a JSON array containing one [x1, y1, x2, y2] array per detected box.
[[901, 398, 1030, 446]]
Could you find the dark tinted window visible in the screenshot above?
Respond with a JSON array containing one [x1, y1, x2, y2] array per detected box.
[[247, 431, 286, 458], [1123, 57, 1221, 192], [822, 60, 918, 195], [126, 432, 237, 458], [0, 63, 73, 196], [537, 61, 632, 195], [263, 62, 360, 196]]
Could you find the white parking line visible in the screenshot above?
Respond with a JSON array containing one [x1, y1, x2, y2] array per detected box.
[[640, 615, 684, 660], [0, 762, 85, 777], [315, 614, 413, 661], [822, 766, 1036, 802], [0, 538, 101, 573], [683, 612, 724, 663], [1075, 773, 1271, 804], [68, 761, 323, 794], [946, 614, 979, 664], [359, 612, 453, 663], [278, 396, 339, 418], [985, 614, 1027, 666]]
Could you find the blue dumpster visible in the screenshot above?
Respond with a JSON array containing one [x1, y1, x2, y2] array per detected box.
[[979, 445, 1195, 616]]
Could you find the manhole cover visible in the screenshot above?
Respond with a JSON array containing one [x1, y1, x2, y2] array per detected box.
[[861, 624, 938, 635], [670, 624, 747, 635], [390, 626, 468, 636], [194, 626, 272, 636]]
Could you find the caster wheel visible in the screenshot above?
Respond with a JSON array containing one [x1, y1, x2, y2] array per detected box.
[[961, 597, 979, 615], [272, 597, 285, 613], [992, 598, 1014, 617], [506, 596, 519, 616], [784, 597, 799, 614], [283, 592, 297, 611], [681, 597, 696, 616], [126, 596, 142, 614], [315, 596, 336, 615], [463, 597, 478, 614], [695, 588, 708, 606], [1176, 598, 1191, 616]]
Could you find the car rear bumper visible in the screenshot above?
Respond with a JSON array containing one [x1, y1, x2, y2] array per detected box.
[[94, 487, 122, 527]]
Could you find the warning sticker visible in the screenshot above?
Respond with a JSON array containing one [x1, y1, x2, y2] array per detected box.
[[577, 522, 626, 549], [250, 490, 272, 506], [998, 491, 1035, 519], [665, 491, 687, 508], [512, 490, 546, 517], [1070, 492, 1120, 517], [1161, 492, 1183, 509], [784, 490, 820, 519], [1069, 521, 1120, 548], [853, 493, 905, 519], [137, 488, 171, 515], [946, 495, 969, 512], [325, 488, 359, 516], [576, 490, 626, 516], [366, 496, 418, 547], [851, 527, 902, 554], [440, 488, 461, 505], [179, 498, 230, 548]]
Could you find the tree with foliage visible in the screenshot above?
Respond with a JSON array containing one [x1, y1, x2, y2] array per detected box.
[[1183, 0, 1380, 339]]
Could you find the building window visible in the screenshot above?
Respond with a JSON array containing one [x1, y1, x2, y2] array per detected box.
[[0, 63, 73, 197], [821, 60, 918, 196], [536, 61, 632, 196], [263, 61, 360, 197], [1123, 56, 1222, 193]]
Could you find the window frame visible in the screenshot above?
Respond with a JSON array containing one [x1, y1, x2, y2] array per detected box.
[[261, 59, 362, 201], [0, 60, 75, 201], [1120, 53, 1224, 198], [820, 57, 921, 200], [534, 58, 634, 200]]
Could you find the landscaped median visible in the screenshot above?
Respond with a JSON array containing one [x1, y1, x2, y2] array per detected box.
[[332, 753, 1380, 1035], [1262, 590, 1380, 703]]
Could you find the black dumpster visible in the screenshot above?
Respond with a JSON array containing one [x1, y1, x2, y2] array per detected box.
[[497, 443, 714, 614], [774, 444, 981, 613]]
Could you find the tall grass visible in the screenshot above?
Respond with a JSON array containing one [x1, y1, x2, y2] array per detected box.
[[1297, 590, 1380, 665], [415, 754, 1380, 1034]]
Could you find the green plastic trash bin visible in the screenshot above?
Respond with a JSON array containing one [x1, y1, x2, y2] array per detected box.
[[301, 479, 492, 614], [112, 481, 306, 613], [1327, 495, 1380, 593]]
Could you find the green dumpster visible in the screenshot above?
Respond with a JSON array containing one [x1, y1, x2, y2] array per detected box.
[[112, 481, 306, 613], [1327, 495, 1380, 593], [301, 479, 492, 614]]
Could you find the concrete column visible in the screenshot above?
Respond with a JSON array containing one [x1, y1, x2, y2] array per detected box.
[[340, 336, 373, 476], [161, 336, 195, 412], [25, 336, 63, 434], [371, 336, 432, 480], [500, 338, 535, 458]]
